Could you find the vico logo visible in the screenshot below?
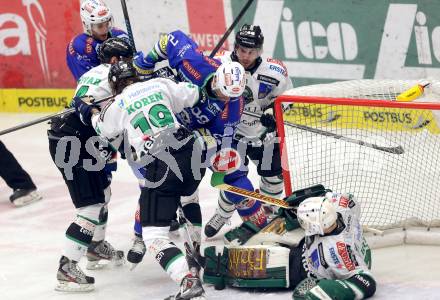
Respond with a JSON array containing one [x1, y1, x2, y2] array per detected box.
[[280, 7, 358, 61], [413, 11, 440, 65], [253, 1, 365, 80], [374, 4, 440, 78]]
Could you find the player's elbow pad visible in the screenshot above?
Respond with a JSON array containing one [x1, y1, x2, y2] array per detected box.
[[345, 273, 376, 299]]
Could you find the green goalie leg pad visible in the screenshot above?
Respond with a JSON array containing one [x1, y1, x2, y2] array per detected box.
[[203, 246, 228, 290], [204, 245, 290, 290]]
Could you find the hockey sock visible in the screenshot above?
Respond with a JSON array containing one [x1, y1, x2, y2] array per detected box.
[[64, 215, 97, 262], [143, 227, 189, 284], [133, 204, 143, 236], [181, 191, 202, 227], [92, 205, 108, 242], [217, 190, 236, 219], [221, 176, 267, 228], [129, 165, 145, 237], [182, 203, 202, 246], [236, 199, 267, 228], [259, 175, 283, 198], [182, 203, 202, 225]]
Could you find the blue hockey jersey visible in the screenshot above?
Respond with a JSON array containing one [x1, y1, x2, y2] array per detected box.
[[66, 28, 128, 81], [134, 30, 243, 139]]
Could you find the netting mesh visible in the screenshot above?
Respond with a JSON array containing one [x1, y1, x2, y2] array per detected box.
[[279, 79, 440, 229]]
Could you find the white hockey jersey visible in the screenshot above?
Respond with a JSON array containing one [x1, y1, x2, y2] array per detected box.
[[302, 192, 372, 281], [74, 64, 112, 101], [91, 78, 200, 159], [217, 51, 293, 139]]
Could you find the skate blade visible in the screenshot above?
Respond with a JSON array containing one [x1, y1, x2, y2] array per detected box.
[[13, 194, 42, 207], [86, 251, 125, 270], [164, 294, 207, 300], [86, 259, 108, 270], [129, 262, 140, 271], [55, 281, 94, 292]]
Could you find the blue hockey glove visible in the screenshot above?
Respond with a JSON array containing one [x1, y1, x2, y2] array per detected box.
[[71, 96, 99, 126], [133, 50, 156, 78]]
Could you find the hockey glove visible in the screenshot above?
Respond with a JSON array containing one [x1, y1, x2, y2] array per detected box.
[[103, 150, 118, 174], [260, 108, 276, 132], [292, 278, 318, 300], [303, 279, 356, 300], [133, 50, 157, 78], [153, 66, 179, 82], [71, 96, 100, 126]]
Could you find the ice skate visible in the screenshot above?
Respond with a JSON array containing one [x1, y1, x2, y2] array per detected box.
[[127, 235, 146, 270], [165, 272, 206, 300], [55, 256, 94, 292], [204, 209, 230, 238], [86, 240, 124, 270], [10, 188, 42, 207]]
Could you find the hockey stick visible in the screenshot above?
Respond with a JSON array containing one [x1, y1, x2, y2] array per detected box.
[[120, 0, 137, 53], [211, 172, 290, 208], [209, 0, 255, 57], [243, 110, 404, 155], [0, 95, 115, 136]]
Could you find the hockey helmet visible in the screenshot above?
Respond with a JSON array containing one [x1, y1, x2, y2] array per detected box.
[[212, 61, 246, 98], [80, 0, 114, 37], [297, 196, 337, 236], [98, 38, 133, 63], [108, 61, 138, 94], [235, 24, 264, 49]]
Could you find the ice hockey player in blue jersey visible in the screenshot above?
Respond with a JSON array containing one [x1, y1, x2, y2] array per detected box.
[[66, 0, 128, 81], [205, 24, 294, 238], [133, 29, 245, 139], [133, 30, 269, 242]]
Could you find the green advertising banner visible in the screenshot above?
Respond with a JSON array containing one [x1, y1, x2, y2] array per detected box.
[[231, 0, 440, 87]]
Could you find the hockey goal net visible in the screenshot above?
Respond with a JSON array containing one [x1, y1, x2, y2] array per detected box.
[[274, 79, 440, 246]]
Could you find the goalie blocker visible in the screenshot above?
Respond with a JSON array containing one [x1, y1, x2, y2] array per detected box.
[[203, 185, 376, 300]]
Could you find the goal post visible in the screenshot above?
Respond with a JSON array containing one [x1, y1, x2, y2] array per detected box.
[[274, 79, 440, 247]]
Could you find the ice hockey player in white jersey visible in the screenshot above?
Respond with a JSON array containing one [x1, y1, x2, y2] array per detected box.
[[293, 192, 376, 300], [48, 37, 132, 292], [72, 61, 207, 299], [205, 24, 293, 238]]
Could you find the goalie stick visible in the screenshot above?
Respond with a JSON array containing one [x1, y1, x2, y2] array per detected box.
[[211, 172, 290, 208], [243, 110, 405, 155]]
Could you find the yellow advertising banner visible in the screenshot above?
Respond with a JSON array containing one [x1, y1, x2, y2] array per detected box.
[[0, 89, 75, 113], [284, 103, 440, 134]]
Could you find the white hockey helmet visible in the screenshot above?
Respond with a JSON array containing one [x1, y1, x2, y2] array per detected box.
[[212, 61, 246, 98], [297, 196, 337, 236], [80, 0, 113, 36]]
